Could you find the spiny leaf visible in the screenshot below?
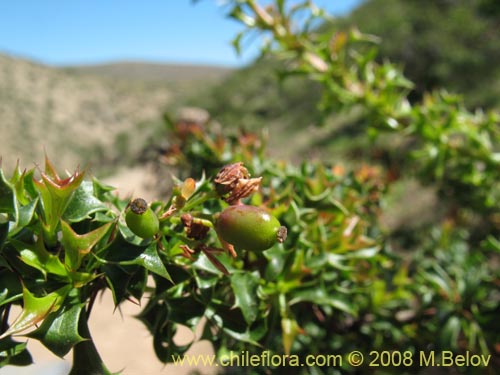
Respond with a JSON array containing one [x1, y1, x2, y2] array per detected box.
[[61, 220, 114, 271], [13, 238, 68, 280], [119, 242, 172, 282], [0, 221, 8, 251], [27, 303, 86, 357], [63, 181, 109, 223], [0, 285, 71, 338], [230, 271, 260, 325], [289, 286, 357, 316], [0, 336, 33, 367], [0, 269, 22, 308], [69, 310, 117, 375], [11, 197, 38, 235], [0, 169, 14, 217], [33, 161, 85, 243]]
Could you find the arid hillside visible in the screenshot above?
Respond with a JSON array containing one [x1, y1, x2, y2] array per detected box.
[[0, 53, 230, 175]]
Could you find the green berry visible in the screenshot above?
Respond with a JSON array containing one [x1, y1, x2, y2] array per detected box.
[[215, 205, 286, 251], [125, 198, 159, 239]]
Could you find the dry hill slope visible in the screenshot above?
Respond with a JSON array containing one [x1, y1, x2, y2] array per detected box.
[[65, 60, 232, 83], [0, 54, 229, 174]]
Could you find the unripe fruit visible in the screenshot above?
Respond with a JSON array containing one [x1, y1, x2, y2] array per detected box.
[[215, 205, 286, 251], [125, 198, 159, 239]]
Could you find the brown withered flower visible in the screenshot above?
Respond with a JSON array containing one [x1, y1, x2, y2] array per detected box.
[[214, 162, 262, 205], [224, 177, 262, 205], [181, 213, 210, 240], [214, 162, 249, 195]]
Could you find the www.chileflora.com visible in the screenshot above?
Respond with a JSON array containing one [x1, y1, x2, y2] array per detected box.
[[171, 350, 492, 369]]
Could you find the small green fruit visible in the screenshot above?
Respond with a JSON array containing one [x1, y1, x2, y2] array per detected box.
[[215, 205, 286, 251], [125, 198, 159, 239]]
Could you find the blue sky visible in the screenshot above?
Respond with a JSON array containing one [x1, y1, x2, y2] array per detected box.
[[0, 0, 362, 67]]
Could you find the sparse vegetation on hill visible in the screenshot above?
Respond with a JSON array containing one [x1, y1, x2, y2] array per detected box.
[[0, 53, 229, 175], [65, 61, 231, 84]]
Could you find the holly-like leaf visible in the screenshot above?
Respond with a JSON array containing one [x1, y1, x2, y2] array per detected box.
[[192, 251, 236, 275], [33, 158, 85, 246], [0, 169, 14, 217], [0, 221, 8, 251], [204, 302, 265, 346], [69, 309, 117, 375], [92, 178, 118, 205], [120, 243, 172, 282], [11, 197, 38, 235], [0, 166, 39, 238], [103, 230, 172, 282], [289, 286, 357, 316], [102, 264, 137, 305], [127, 266, 148, 302], [153, 321, 192, 364], [27, 303, 86, 357], [167, 296, 205, 328], [61, 220, 114, 271], [0, 285, 71, 338], [13, 238, 68, 280], [230, 271, 260, 325], [0, 269, 23, 308], [63, 181, 109, 223], [0, 336, 33, 367], [136, 294, 194, 363]]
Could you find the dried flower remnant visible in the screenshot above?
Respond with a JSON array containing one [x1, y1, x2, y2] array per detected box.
[[181, 213, 210, 240], [214, 162, 262, 205], [225, 177, 262, 205], [214, 162, 250, 195]]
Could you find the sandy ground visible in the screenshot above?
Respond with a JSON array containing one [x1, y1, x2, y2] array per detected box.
[[100, 165, 161, 202]]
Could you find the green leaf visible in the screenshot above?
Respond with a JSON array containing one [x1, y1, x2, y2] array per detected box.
[[118, 242, 172, 282], [11, 197, 38, 235], [231, 31, 244, 55], [27, 303, 85, 357], [102, 264, 137, 305], [204, 304, 265, 346], [289, 287, 357, 316], [264, 246, 288, 280], [0, 337, 33, 367], [0, 285, 71, 338], [127, 266, 148, 302], [192, 251, 236, 275], [281, 317, 302, 355], [92, 178, 117, 203], [14, 238, 68, 280], [0, 221, 8, 251], [0, 169, 14, 216], [63, 181, 109, 222], [152, 321, 192, 364], [345, 246, 380, 259], [69, 309, 116, 375], [0, 269, 23, 308], [167, 296, 205, 328], [61, 220, 114, 271], [440, 315, 461, 350], [33, 160, 85, 245], [137, 296, 194, 364], [483, 235, 500, 253], [230, 271, 260, 325]]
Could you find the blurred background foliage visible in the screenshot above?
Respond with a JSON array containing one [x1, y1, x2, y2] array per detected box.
[[151, 0, 500, 372]]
